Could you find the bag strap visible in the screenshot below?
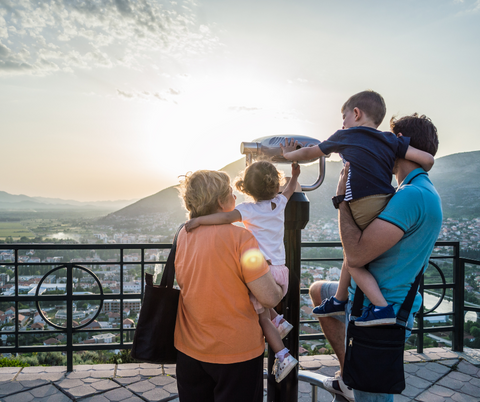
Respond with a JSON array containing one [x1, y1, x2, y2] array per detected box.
[[396, 268, 423, 326], [351, 263, 369, 318], [159, 223, 185, 288]]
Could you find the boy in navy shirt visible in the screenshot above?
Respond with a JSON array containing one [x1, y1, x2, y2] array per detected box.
[[281, 90, 434, 326]]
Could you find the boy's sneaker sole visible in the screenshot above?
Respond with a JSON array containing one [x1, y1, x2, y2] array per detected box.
[[354, 317, 397, 326]]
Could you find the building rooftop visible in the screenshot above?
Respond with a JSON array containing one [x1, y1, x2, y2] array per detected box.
[[0, 347, 479, 402]]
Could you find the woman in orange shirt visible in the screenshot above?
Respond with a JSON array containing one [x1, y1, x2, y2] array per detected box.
[[175, 170, 284, 402]]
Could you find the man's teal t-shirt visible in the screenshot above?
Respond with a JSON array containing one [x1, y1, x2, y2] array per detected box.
[[348, 168, 443, 318]]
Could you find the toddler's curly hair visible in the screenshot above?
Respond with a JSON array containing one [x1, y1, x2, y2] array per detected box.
[[235, 161, 284, 201]]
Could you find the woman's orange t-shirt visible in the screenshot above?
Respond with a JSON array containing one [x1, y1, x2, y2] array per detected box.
[[174, 224, 269, 364]]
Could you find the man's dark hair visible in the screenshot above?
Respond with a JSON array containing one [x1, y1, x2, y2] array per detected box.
[[341, 90, 386, 127], [390, 113, 439, 156]]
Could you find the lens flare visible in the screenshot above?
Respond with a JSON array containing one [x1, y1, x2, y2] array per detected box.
[[241, 248, 264, 269]]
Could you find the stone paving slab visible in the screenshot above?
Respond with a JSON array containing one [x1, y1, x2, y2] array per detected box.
[[16, 372, 66, 382], [0, 348, 478, 402], [2, 383, 72, 402], [0, 374, 17, 382]]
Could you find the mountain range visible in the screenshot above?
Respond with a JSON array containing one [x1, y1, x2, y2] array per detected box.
[[0, 191, 137, 212], [100, 150, 480, 224]]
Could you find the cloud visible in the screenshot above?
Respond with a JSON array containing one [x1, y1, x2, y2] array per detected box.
[[228, 106, 262, 112], [0, 0, 220, 76], [454, 0, 480, 13], [116, 88, 177, 103]]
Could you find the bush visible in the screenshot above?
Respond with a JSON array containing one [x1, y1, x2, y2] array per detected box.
[[36, 352, 66, 366], [470, 326, 480, 338], [19, 355, 39, 366], [0, 357, 30, 367], [108, 349, 138, 364]]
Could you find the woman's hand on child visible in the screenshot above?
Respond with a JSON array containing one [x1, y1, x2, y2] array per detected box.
[[185, 218, 199, 233]]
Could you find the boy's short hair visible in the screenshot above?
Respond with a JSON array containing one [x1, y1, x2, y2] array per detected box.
[[178, 170, 231, 218], [341, 90, 386, 127], [390, 113, 439, 156]]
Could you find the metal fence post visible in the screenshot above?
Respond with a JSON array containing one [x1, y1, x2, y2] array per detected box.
[[67, 263, 73, 372], [453, 247, 464, 352]]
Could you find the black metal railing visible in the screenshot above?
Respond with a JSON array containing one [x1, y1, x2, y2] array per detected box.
[[0, 241, 478, 371], [0, 243, 171, 371], [299, 241, 477, 353]]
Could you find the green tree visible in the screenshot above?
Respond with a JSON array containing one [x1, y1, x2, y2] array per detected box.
[[470, 326, 480, 338]]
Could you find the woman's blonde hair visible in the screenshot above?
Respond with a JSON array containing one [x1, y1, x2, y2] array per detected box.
[[235, 161, 284, 201], [178, 170, 232, 218]]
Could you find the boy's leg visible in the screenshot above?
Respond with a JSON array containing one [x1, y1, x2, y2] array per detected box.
[[347, 265, 387, 307], [347, 266, 396, 326]]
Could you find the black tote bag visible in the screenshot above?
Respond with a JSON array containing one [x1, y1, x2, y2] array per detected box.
[[130, 224, 183, 364], [343, 322, 406, 394]]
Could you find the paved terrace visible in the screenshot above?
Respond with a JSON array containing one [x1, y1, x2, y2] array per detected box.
[[0, 347, 479, 402]]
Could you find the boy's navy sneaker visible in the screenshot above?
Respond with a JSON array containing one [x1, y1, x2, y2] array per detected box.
[[312, 296, 347, 317], [354, 303, 396, 326]]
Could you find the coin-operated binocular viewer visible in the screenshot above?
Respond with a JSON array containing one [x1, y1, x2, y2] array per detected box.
[[240, 135, 326, 402], [240, 135, 325, 191]]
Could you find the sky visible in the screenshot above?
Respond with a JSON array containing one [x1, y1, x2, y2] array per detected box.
[[1, 0, 479, 202]]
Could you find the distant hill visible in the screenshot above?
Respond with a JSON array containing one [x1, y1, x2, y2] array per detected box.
[[99, 158, 250, 223], [428, 151, 480, 218], [0, 191, 138, 212], [99, 150, 480, 224], [98, 157, 347, 224]]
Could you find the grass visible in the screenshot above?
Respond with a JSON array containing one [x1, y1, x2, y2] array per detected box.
[[0, 222, 35, 239]]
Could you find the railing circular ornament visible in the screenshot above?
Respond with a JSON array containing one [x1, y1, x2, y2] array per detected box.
[[35, 264, 104, 330], [423, 260, 447, 315]]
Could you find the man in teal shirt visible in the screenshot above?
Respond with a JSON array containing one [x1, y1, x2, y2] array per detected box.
[[310, 114, 442, 402]]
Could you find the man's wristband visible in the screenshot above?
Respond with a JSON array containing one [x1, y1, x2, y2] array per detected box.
[[332, 195, 345, 209]]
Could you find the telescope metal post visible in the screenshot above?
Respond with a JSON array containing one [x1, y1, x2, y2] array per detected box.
[[267, 192, 309, 402]]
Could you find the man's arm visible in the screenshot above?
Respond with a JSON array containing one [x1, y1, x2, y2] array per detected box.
[[336, 163, 404, 268]]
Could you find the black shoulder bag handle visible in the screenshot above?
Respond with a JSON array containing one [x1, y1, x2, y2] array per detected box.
[[131, 223, 185, 364]]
